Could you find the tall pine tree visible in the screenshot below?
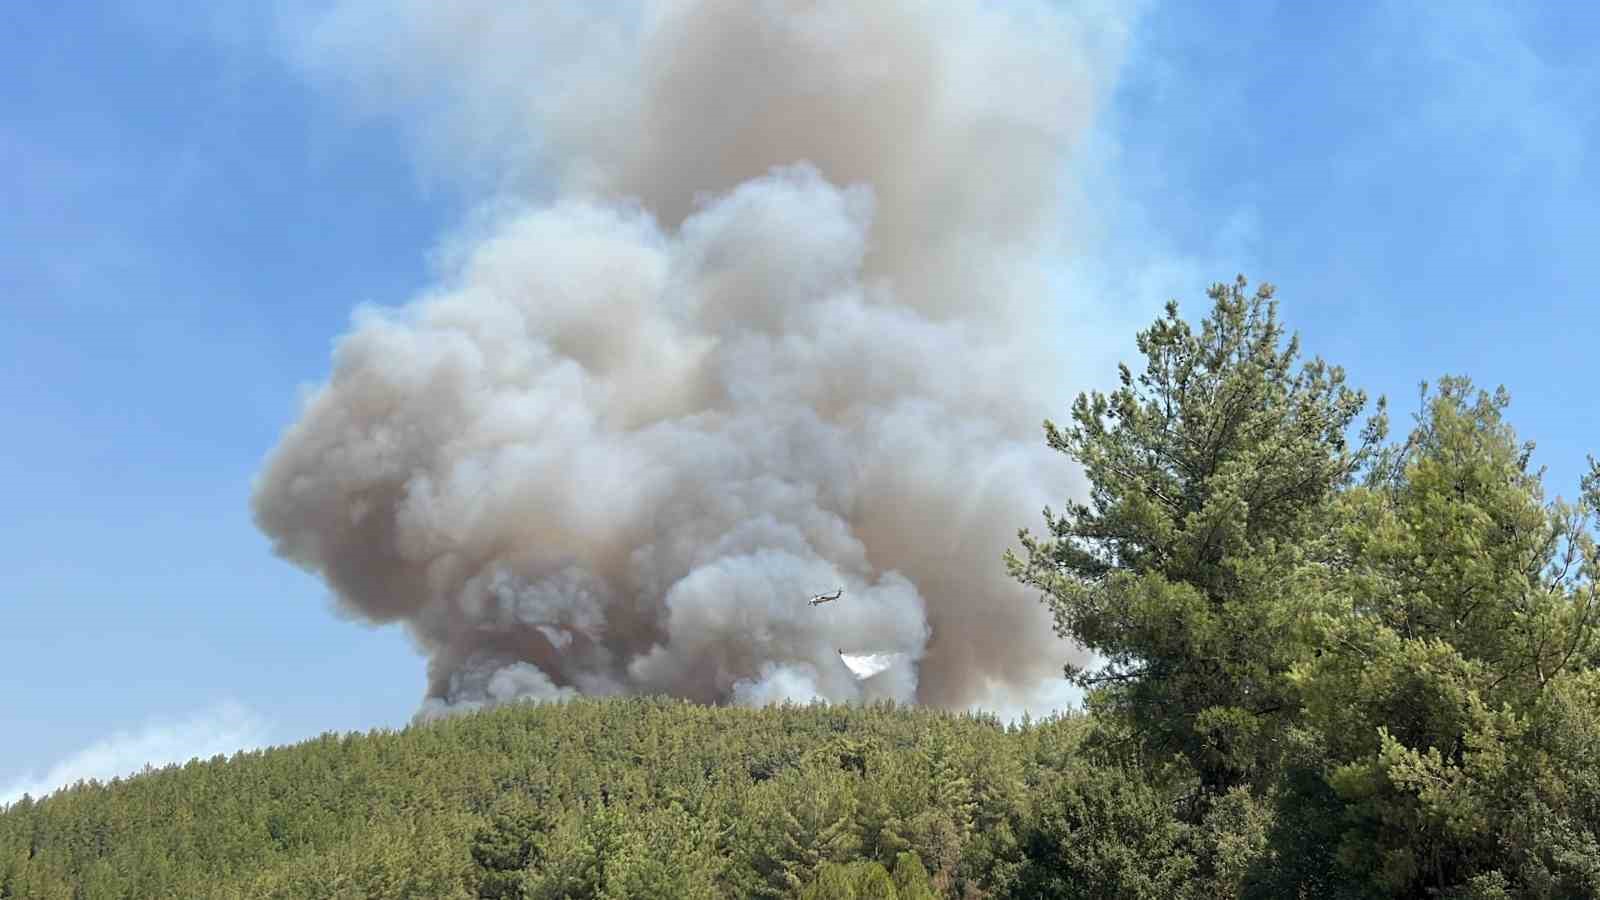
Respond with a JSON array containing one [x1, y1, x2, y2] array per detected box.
[[1008, 276, 1387, 796]]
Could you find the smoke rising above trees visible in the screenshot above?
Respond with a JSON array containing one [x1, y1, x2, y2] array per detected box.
[[253, 1, 1131, 719]]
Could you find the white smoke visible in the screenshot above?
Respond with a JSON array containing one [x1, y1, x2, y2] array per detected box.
[[839, 652, 901, 680], [1, 703, 271, 807], [255, 0, 1128, 721]]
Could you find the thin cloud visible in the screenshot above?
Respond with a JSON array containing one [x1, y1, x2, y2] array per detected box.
[[1366, 0, 1588, 183], [1, 702, 271, 806]]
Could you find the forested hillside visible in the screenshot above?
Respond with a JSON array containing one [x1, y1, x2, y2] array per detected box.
[[1, 697, 1105, 898], [6, 278, 1598, 899]]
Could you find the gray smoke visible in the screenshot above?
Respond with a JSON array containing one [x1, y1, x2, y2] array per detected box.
[[255, 0, 1124, 722]]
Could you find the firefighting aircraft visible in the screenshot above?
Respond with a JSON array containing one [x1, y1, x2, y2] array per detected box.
[[807, 588, 843, 607]]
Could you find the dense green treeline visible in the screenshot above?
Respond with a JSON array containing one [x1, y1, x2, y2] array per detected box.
[[0, 698, 1117, 898], [5, 276, 1598, 898]]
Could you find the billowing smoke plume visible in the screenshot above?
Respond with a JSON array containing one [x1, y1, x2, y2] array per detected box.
[[256, 0, 1124, 721]]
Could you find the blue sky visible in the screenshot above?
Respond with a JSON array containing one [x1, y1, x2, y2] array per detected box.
[[3, 1, 1597, 798]]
